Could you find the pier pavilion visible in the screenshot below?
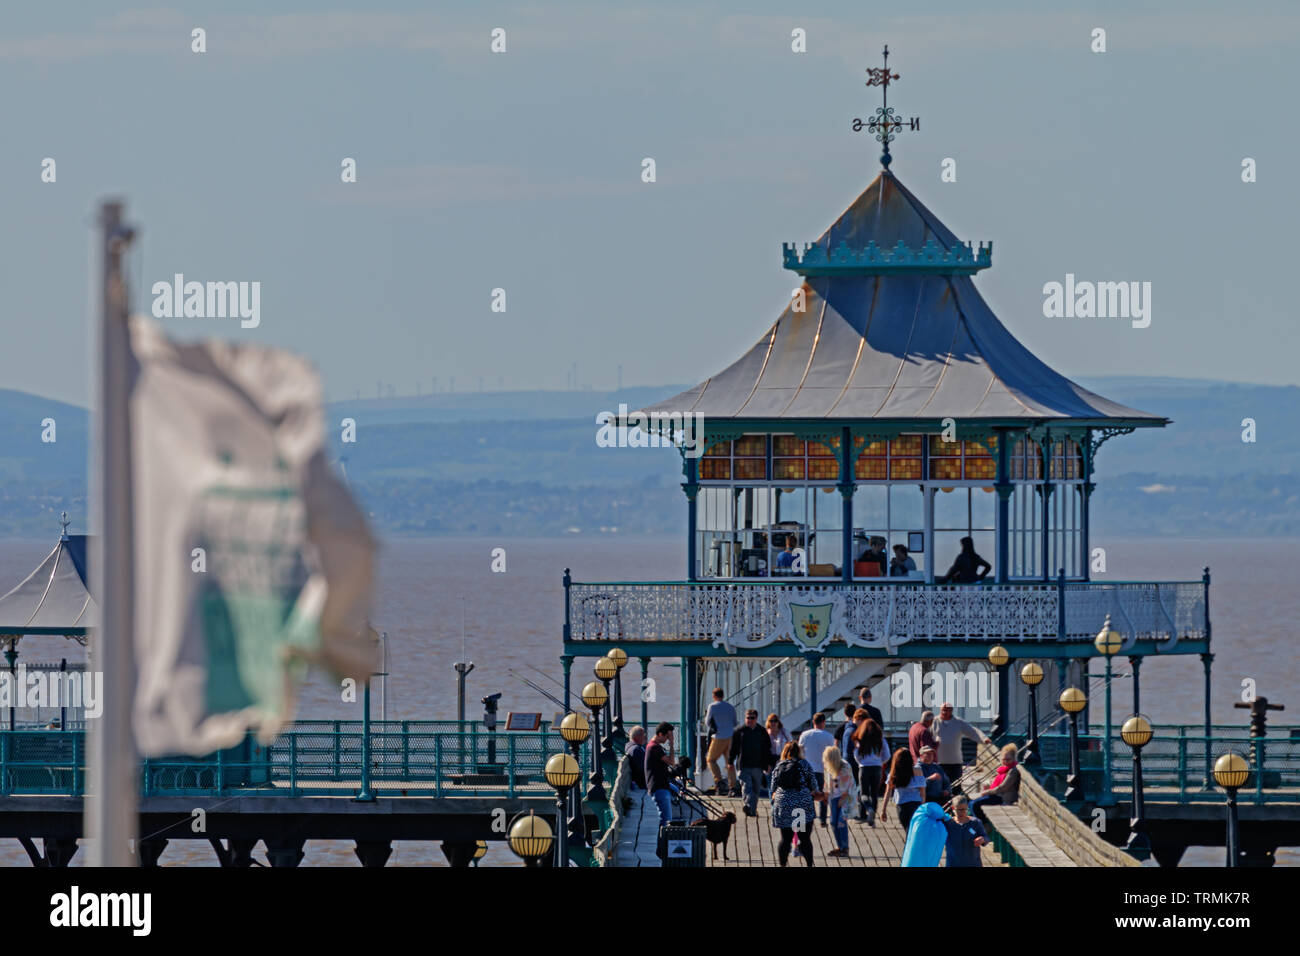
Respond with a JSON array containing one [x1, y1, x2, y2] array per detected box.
[[561, 162, 1212, 794]]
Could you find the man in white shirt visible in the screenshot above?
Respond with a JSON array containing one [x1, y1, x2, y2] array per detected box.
[[932, 702, 991, 794], [797, 713, 836, 827]]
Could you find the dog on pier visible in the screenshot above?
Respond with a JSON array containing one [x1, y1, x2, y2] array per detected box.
[[690, 812, 737, 861]]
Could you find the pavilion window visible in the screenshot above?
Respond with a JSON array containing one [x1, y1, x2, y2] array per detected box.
[[926, 435, 996, 481], [1046, 439, 1085, 578], [853, 433, 923, 481], [933, 486, 997, 580], [852, 482, 925, 580], [1007, 439, 1044, 578], [693, 434, 842, 578]]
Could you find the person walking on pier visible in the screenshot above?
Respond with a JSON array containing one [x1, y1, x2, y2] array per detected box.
[[932, 703, 990, 795], [646, 722, 677, 826], [798, 713, 835, 828], [970, 744, 1021, 823], [917, 746, 950, 804], [881, 749, 926, 831], [823, 745, 856, 857], [836, 702, 859, 776], [705, 687, 739, 796], [771, 741, 819, 867], [764, 713, 790, 787], [852, 717, 890, 826], [908, 710, 938, 760], [941, 795, 988, 867], [626, 726, 647, 791], [731, 709, 772, 817], [858, 687, 883, 729]]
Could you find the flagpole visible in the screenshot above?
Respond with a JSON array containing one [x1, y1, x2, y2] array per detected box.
[[87, 199, 138, 866]]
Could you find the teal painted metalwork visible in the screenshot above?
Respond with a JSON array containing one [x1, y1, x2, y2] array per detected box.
[[0, 722, 589, 801], [1025, 728, 1300, 806], [783, 238, 992, 276]]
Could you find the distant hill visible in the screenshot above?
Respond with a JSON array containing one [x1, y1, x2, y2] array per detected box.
[[0, 378, 1294, 537]]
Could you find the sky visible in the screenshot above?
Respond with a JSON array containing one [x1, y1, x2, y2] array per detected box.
[[2, 0, 1297, 407]]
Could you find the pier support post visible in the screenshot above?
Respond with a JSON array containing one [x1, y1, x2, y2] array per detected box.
[[1151, 843, 1187, 868], [264, 838, 306, 868], [209, 838, 257, 867], [137, 836, 168, 867], [353, 840, 393, 867], [18, 836, 79, 867], [441, 840, 477, 868]]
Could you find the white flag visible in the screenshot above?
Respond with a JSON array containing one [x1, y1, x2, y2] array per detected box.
[[127, 315, 376, 756]]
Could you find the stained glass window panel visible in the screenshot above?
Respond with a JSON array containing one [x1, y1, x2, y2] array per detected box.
[[701, 459, 731, 480]]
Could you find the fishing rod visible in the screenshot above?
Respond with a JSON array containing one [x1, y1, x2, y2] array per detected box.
[[522, 661, 573, 706], [508, 669, 568, 711]]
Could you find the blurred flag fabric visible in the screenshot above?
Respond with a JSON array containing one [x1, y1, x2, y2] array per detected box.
[[127, 315, 376, 756]]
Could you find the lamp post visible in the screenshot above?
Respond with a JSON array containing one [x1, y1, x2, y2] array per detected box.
[[988, 645, 1010, 741], [1059, 686, 1087, 803], [506, 810, 555, 868], [1121, 715, 1153, 857], [1095, 614, 1123, 803], [1214, 752, 1249, 868], [472, 839, 487, 867], [1019, 662, 1044, 765], [581, 680, 609, 804], [594, 656, 618, 764], [608, 647, 629, 748], [558, 712, 591, 846], [544, 752, 581, 867]]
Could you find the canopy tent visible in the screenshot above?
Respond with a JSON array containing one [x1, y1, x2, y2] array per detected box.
[[0, 523, 95, 641], [637, 170, 1166, 428]]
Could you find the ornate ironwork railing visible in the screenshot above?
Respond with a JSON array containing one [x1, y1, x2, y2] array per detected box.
[[567, 580, 1206, 648]]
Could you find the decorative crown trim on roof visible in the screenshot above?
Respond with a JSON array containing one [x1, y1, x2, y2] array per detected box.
[[782, 238, 992, 276]]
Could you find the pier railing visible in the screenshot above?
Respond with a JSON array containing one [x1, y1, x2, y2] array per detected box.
[[567, 579, 1206, 646], [1029, 727, 1300, 805], [0, 722, 590, 800]]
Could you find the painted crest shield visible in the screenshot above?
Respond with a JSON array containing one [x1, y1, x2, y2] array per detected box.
[[789, 601, 834, 651]]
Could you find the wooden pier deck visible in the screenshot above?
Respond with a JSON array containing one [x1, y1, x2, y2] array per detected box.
[[613, 786, 1003, 867], [699, 793, 1004, 868]]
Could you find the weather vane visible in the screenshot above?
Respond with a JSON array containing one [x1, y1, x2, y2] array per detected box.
[[852, 45, 920, 168]]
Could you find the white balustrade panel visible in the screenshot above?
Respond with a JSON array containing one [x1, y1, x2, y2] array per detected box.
[[570, 581, 1205, 647]]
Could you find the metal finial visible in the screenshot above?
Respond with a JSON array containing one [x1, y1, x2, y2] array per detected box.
[[60, 511, 70, 540], [853, 44, 920, 170]]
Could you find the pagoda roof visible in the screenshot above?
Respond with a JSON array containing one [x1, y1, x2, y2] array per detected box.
[[0, 532, 96, 635], [638, 170, 1166, 428]]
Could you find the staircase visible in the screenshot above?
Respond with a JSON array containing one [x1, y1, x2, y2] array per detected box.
[[700, 658, 903, 735]]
